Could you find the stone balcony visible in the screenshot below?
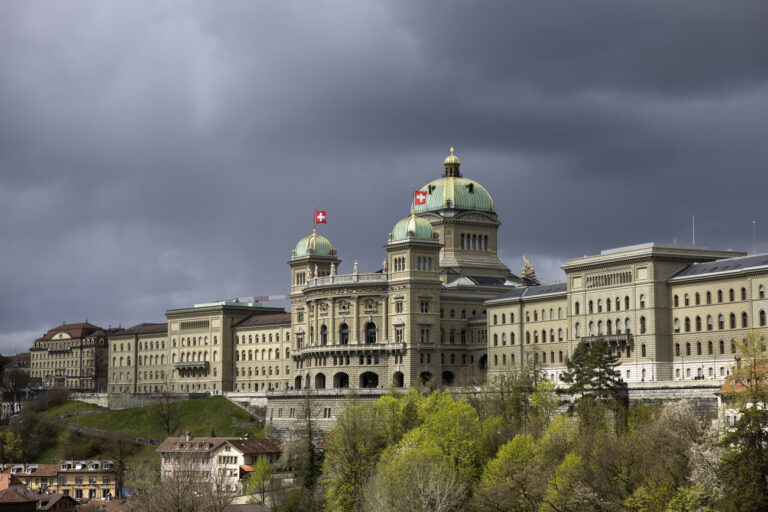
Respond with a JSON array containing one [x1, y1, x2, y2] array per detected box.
[[174, 361, 210, 370], [580, 333, 633, 344], [304, 273, 388, 289], [293, 342, 406, 357]]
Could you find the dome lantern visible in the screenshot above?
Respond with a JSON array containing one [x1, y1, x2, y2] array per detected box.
[[293, 229, 335, 258], [443, 146, 461, 177], [390, 209, 435, 242]]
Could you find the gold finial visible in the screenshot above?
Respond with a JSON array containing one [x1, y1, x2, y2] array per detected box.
[[450, 146, 455, 156], [410, 207, 415, 216], [312, 228, 317, 235]]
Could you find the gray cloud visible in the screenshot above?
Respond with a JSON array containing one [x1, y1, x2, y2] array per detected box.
[[1, 1, 767, 353]]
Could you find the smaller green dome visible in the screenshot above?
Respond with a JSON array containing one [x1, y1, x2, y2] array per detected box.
[[294, 229, 335, 258], [444, 146, 460, 165], [391, 211, 434, 241]]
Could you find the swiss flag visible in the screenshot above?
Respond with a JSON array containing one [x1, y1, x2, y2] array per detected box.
[[414, 190, 427, 205], [315, 210, 327, 224]]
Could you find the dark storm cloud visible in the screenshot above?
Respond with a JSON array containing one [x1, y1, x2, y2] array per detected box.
[[0, 1, 767, 353]]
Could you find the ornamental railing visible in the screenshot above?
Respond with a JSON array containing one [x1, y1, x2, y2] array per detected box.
[[305, 273, 387, 288]]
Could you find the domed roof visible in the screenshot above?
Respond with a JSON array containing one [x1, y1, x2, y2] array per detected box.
[[414, 148, 494, 213], [414, 176, 494, 213], [444, 146, 461, 165], [293, 229, 335, 258], [391, 210, 435, 241]]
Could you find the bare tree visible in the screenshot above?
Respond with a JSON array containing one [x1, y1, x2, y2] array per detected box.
[[126, 454, 236, 512], [156, 375, 181, 435]]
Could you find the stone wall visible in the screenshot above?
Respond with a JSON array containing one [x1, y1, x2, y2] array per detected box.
[[70, 392, 109, 408]]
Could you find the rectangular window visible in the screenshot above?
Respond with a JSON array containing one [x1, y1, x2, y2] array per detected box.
[[420, 301, 429, 313], [395, 327, 404, 343]]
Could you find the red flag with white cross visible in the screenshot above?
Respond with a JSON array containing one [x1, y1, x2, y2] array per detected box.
[[414, 189, 427, 205], [315, 210, 327, 224]]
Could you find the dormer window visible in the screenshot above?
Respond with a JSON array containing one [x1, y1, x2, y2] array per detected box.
[[467, 183, 474, 193]]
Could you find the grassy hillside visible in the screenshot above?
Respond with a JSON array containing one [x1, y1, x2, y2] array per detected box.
[[41, 400, 106, 418], [60, 396, 262, 441]]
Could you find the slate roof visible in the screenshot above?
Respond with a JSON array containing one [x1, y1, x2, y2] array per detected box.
[[234, 313, 291, 328], [465, 275, 508, 286], [227, 438, 282, 455], [486, 282, 568, 304], [669, 253, 768, 281], [111, 323, 168, 336]]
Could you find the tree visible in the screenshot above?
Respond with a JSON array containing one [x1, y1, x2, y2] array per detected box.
[[364, 441, 466, 512], [730, 329, 768, 407], [246, 456, 274, 505], [1, 368, 30, 405], [323, 400, 391, 512], [126, 454, 236, 512], [718, 408, 768, 511], [560, 339, 625, 403]]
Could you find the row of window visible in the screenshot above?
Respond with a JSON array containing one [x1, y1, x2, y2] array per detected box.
[[673, 311, 766, 332], [575, 318, 638, 337], [235, 348, 286, 361], [674, 286, 765, 307], [493, 328, 567, 346], [236, 332, 285, 344], [675, 339, 744, 357], [575, 296, 636, 315], [460, 233, 489, 251], [440, 308, 481, 319], [235, 365, 288, 377]]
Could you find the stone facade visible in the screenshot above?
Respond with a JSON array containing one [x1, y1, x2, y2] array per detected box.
[[30, 323, 111, 392]]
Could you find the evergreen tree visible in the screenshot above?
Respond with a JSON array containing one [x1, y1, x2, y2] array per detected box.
[[560, 338, 624, 402], [719, 408, 768, 511]]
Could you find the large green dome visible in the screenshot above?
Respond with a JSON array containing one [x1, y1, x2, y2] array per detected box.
[[293, 229, 335, 258], [414, 176, 494, 213], [391, 211, 435, 241], [413, 148, 494, 213]]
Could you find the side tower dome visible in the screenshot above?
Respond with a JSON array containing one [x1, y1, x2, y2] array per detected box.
[[293, 229, 336, 258], [391, 210, 436, 242]]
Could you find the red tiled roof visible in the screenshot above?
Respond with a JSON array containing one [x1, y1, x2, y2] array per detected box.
[[716, 360, 768, 395], [35, 322, 104, 342], [0, 488, 35, 503]]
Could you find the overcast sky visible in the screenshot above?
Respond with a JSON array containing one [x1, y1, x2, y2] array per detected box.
[[1, 1, 767, 353]]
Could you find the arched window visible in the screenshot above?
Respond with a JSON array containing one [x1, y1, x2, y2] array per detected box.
[[501, 314, 506, 324], [675, 343, 680, 356], [574, 323, 580, 338], [534, 330, 539, 343], [321, 325, 328, 345], [695, 316, 702, 331], [588, 322, 594, 336], [640, 316, 646, 334], [493, 315, 498, 325], [639, 295, 645, 309], [730, 313, 736, 329], [719, 340, 725, 354], [558, 351, 563, 363], [501, 333, 506, 345], [625, 318, 631, 333], [625, 296, 630, 310], [707, 315, 713, 331], [550, 329, 555, 341], [686, 343, 691, 356], [449, 329, 455, 343], [366, 323, 377, 343], [534, 311, 538, 321], [339, 323, 349, 345], [729, 289, 735, 301], [706, 291, 712, 304], [695, 292, 700, 305], [742, 287, 747, 301], [718, 314, 725, 329], [761, 285, 766, 299], [674, 318, 680, 333], [588, 301, 594, 314], [708, 341, 713, 355], [574, 302, 580, 315], [684, 294, 690, 306], [717, 290, 723, 302], [685, 317, 691, 332], [761, 310, 767, 327], [511, 332, 516, 345], [526, 331, 531, 344], [493, 334, 498, 347], [641, 344, 646, 357], [597, 299, 602, 313], [696, 342, 702, 356], [742, 312, 749, 328], [615, 297, 621, 311], [558, 328, 563, 341]]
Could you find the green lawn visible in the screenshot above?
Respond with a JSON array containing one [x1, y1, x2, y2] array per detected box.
[[41, 400, 106, 418], [60, 396, 262, 441]]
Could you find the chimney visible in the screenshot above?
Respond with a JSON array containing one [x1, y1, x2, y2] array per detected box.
[[185, 432, 191, 442]]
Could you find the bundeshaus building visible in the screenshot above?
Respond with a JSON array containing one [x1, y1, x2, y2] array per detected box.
[[29, 149, 768, 401]]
